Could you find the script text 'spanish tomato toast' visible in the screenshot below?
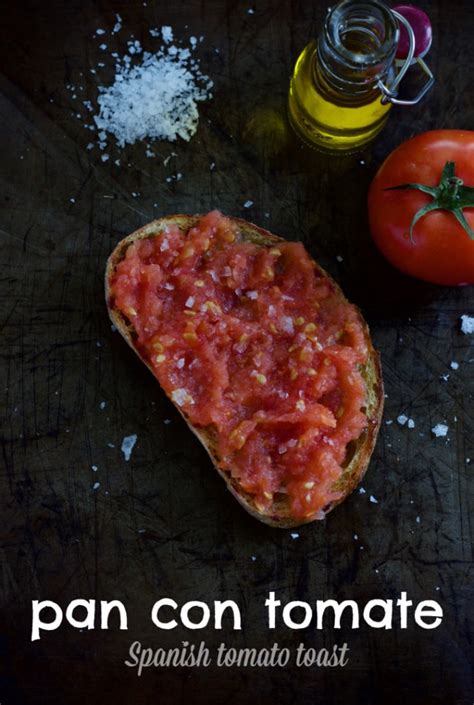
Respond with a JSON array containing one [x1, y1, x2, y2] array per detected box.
[[106, 211, 383, 527]]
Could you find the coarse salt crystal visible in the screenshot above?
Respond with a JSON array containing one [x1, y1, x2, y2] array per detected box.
[[432, 423, 448, 437], [121, 434, 137, 461], [93, 482, 100, 490], [280, 316, 294, 334], [450, 361, 459, 370], [185, 296, 195, 308], [247, 290, 258, 300], [177, 358, 185, 369], [164, 282, 174, 290], [369, 495, 378, 504], [461, 315, 474, 334], [290, 532, 299, 539], [162, 26, 173, 43], [397, 414, 408, 426], [171, 388, 194, 406], [407, 418, 415, 429], [243, 200, 254, 208]]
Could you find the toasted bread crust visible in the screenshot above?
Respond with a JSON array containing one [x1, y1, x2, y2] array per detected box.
[[106, 215, 384, 528]]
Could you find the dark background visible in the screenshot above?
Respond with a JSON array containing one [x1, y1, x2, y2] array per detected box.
[[1, 0, 473, 703]]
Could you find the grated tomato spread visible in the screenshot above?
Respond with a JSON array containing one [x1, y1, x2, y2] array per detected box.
[[111, 211, 368, 519]]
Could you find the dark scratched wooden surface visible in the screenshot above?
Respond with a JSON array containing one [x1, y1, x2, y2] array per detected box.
[[1, 1, 474, 704]]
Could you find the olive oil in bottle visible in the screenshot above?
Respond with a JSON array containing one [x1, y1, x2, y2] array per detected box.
[[288, 0, 399, 153]]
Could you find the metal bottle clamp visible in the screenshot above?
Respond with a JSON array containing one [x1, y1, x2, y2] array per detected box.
[[377, 9, 435, 106]]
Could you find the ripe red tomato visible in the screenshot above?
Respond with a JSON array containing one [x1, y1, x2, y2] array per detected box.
[[368, 130, 474, 285]]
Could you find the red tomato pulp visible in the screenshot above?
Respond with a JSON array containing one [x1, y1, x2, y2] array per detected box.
[[111, 211, 369, 520]]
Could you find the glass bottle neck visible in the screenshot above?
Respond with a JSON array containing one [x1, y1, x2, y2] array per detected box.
[[316, 0, 398, 99]]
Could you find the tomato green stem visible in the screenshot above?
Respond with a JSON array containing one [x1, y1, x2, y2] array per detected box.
[[385, 160, 474, 242]]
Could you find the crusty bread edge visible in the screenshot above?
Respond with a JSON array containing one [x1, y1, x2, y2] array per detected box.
[[105, 214, 384, 528]]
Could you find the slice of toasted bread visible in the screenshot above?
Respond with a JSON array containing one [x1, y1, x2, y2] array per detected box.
[[106, 214, 383, 528]]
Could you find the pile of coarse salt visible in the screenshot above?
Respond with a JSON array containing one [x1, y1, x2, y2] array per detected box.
[[89, 26, 213, 151]]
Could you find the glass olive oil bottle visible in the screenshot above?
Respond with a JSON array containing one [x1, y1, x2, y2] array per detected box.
[[288, 0, 399, 153]]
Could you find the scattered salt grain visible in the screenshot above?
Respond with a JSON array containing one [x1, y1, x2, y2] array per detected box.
[[336, 255, 343, 263], [177, 358, 185, 369], [160, 238, 169, 252], [290, 532, 299, 540], [112, 14, 122, 34], [450, 361, 459, 370], [121, 434, 137, 461], [164, 419, 172, 424], [96, 29, 106, 36], [280, 316, 294, 334], [69, 197, 75, 203], [251, 556, 257, 561], [461, 315, 474, 335], [99, 43, 107, 50], [91, 465, 98, 472], [407, 419, 415, 429], [210, 162, 215, 170], [432, 423, 448, 438], [99, 401, 106, 410], [416, 516, 420, 523], [243, 200, 254, 208], [247, 290, 258, 300], [441, 374, 450, 382], [93, 482, 100, 490], [359, 487, 366, 494], [353, 534, 358, 540], [162, 26, 173, 43], [101, 154, 109, 162], [397, 414, 408, 426], [171, 388, 194, 407], [369, 495, 378, 504], [185, 296, 195, 308]]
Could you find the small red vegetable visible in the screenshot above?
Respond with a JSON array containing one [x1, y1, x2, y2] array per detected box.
[[368, 130, 474, 286]]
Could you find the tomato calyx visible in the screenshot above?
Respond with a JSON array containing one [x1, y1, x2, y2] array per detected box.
[[385, 161, 474, 242]]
